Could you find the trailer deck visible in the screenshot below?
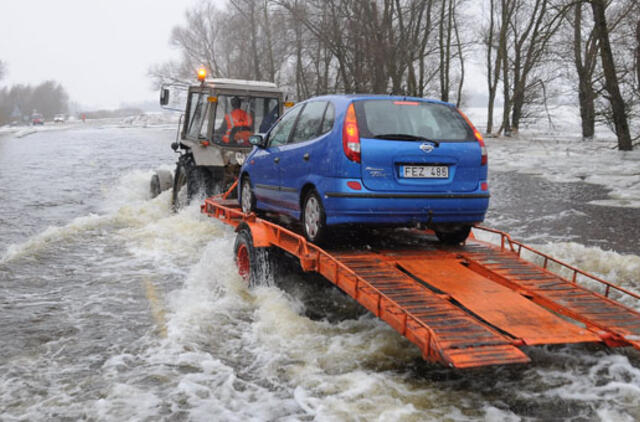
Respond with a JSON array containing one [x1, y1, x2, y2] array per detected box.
[[202, 196, 640, 369]]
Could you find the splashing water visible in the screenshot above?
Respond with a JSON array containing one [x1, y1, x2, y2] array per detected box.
[[1, 127, 639, 421]]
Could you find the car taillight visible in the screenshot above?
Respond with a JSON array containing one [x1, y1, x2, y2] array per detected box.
[[457, 109, 487, 166], [342, 103, 361, 163], [477, 132, 488, 166]]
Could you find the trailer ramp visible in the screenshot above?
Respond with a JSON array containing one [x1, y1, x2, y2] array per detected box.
[[202, 198, 640, 368]]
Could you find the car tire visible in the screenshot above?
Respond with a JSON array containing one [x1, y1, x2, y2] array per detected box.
[[435, 225, 472, 245], [234, 226, 277, 287], [240, 176, 256, 214], [301, 191, 328, 245]]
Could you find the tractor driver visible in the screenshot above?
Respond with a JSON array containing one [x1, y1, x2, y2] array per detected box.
[[220, 96, 253, 145]]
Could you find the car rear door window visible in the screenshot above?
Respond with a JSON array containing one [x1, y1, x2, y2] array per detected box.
[[268, 104, 303, 147], [290, 101, 328, 144]]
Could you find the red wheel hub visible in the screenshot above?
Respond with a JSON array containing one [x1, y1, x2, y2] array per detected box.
[[236, 244, 250, 280]]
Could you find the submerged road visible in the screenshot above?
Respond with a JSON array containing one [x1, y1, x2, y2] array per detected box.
[[0, 126, 639, 420]]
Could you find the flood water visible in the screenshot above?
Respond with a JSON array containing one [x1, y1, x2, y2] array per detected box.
[[1, 126, 639, 421]]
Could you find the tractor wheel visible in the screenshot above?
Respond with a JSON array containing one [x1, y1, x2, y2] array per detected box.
[[150, 170, 173, 198], [171, 155, 213, 211]]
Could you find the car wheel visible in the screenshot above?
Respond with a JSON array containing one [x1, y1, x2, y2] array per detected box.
[[302, 191, 328, 244], [234, 226, 277, 287], [435, 225, 471, 245], [240, 176, 256, 214]]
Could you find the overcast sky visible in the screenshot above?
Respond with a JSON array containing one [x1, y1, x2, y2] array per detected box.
[[0, 0, 225, 110]]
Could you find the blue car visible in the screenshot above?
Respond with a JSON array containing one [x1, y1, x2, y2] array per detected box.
[[238, 95, 489, 244]]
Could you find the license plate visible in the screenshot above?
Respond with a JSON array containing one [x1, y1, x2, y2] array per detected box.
[[401, 165, 449, 178]]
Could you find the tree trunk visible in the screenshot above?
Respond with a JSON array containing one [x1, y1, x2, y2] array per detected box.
[[573, 4, 595, 140], [262, 0, 276, 82], [248, 1, 262, 80], [578, 80, 596, 139], [453, 3, 464, 108], [591, 0, 632, 150], [501, 50, 511, 136], [294, 17, 308, 99], [500, 1, 511, 137], [511, 87, 523, 134], [438, 0, 450, 102], [486, 0, 497, 134], [636, 18, 640, 91]]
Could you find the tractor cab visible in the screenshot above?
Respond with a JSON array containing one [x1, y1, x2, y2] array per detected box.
[[179, 79, 284, 161], [154, 69, 287, 209]]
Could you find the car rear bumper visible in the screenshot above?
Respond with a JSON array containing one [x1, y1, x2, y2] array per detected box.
[[320, 179, 489, 225]]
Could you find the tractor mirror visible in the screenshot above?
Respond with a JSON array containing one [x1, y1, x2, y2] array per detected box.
[[160, 88, 170, 106]]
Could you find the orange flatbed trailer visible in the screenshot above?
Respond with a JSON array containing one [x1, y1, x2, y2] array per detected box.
[[202, 196, 640, 369]]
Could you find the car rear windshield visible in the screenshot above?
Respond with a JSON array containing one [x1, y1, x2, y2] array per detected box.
[[354, 100, 473, 142]]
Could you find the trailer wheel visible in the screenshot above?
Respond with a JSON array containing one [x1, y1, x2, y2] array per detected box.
[[435, 225, 471, 245], [302, 191, 328, 245], [233, 227, 276, 287]]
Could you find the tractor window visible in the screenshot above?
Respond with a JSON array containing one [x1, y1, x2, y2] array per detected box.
[[187, 92, 210, 139], [212, 95, 280, 147]]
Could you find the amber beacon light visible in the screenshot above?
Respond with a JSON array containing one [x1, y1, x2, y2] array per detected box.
[[197, 67, 207, 81]]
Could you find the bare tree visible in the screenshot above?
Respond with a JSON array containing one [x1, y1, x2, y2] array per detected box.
[[0, 60, 5, 82], [508, 0, 565, 134], [590, 0, 633, 150], [261, 0, 277, 81], [145, 0, 458, 107], [571, 3, 599, 140], [483, 0, 511, 134], [229, 0, 263, 80], [636, 17, 640, 89], [436, 0, 467, 105], [499, 0, 515, 135], [169, 2, 226, 77], [438, 0, 453, 101]]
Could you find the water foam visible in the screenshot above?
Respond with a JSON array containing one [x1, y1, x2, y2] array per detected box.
[[6, 161, 639, 420], [1, 213, 109, 263], [534, 242, 640, 308]]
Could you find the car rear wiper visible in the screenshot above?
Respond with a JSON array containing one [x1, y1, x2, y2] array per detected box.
[[372, 133, 440, 146]]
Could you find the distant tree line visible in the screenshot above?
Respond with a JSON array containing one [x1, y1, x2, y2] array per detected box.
[[0, 79, 69, 125], [150, 0, 639, 150]]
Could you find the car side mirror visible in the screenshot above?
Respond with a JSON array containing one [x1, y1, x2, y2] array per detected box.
[[249, 134, 267, 148], [160, 88, 170, 106]]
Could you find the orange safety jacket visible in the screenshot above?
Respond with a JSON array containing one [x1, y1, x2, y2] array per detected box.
[[222, 109, 253, 144]]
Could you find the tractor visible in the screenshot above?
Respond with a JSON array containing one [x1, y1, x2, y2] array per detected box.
[[151, 69, 286, 210]]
